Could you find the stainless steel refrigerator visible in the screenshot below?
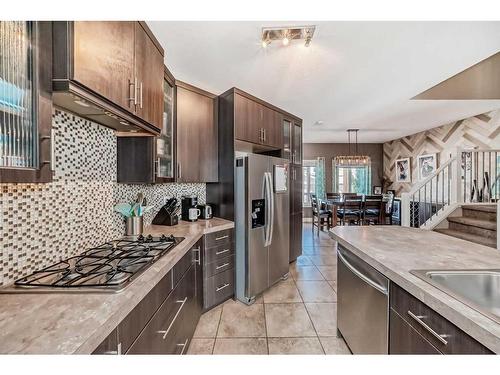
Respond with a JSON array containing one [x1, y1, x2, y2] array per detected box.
[[234, 153, 290, 305]]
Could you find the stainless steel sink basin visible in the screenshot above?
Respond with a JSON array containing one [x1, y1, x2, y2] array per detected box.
[[411, 269, 500, 324]]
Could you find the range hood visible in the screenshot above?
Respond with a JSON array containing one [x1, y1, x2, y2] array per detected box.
[[413, 51, 500, 100]]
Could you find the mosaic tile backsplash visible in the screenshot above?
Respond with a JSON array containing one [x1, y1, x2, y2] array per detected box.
[[0, 110, 206, 286]]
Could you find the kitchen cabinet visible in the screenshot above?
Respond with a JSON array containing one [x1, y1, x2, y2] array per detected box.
[[202, 228, 235, 310], [292, 121, 302, 164], [156, 68, 176, 181], [176, 81, 218, 183], [116, 67, 176, 184], [0, 21, 53, 183], [52, 21, 164, 134], [390, 309, 441, 354], [93, 241, 203, 355], [234, 93, 282, 149], [389, 283, 492, 354]]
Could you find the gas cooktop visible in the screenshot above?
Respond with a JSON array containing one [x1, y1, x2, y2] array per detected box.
[[2, 234, 183, 293]]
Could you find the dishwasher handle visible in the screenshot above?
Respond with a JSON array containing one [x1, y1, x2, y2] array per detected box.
[[337, 249, 388, 295]]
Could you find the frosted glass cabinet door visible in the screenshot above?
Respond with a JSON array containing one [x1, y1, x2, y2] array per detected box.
[[155, 72, 175, 181], [0, 21, 53, 183]]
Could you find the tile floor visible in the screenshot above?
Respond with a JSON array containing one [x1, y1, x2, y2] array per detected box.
[[188, 223, 351, 355]]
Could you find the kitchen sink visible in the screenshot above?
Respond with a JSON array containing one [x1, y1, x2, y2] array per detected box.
[[411, 269, 500, 324]]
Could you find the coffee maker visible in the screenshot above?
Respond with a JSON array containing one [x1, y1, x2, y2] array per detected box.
[[181, 195, 198, 221]]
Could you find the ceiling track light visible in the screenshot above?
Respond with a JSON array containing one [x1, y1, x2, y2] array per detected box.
[[261, 25, 316, 48]]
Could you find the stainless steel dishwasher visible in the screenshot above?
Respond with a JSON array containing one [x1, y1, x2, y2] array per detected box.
[[337, 245, 389, 354]]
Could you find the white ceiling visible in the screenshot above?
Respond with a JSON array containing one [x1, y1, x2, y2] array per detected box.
[[148, 21, 500, 143]]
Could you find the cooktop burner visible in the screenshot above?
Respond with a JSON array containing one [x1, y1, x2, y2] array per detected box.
[[7, 234, 183, 293]]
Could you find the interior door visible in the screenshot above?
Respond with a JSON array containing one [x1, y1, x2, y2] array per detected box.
[[73, 21, 135, 111], [268, 157, 290, 284], [246, 154, 271, 298]]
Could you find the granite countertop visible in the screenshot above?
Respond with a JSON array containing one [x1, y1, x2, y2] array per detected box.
[[0, 217, 234, 354], [330, 225, 500, 353]]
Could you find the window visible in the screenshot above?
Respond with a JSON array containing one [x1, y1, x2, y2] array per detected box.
[[302, 160, 316, 206], [333, 163, 372, 195]]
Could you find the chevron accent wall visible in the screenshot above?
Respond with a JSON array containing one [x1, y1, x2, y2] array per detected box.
[[383, 109, 500, 195]]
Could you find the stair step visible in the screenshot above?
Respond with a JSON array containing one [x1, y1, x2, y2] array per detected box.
[[462, 205, 497, 221], [463, 204, 497, 213], [447, 216, 497, 231], [434, 228, 497, 248]]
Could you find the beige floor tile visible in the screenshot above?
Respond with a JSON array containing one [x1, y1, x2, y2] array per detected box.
[[263, 279, 302, 303], [265, 303, 316, 337], [213, 338, 268, 354], [268, 337, 324, 355], [305, 303, 338, 336], [296, 280, 337, 302], [316, 265, 337, 281], [193, 306, 222, 338], [319, 337, 351, 354], [308, 255, 337, 266], [302, 246, 336, 256], [295, 255, 313, 266], [290, 265, 325, 281], [187, 338, 215, 355], [218, 300, 266, 337]]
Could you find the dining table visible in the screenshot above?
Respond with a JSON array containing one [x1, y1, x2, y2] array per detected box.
[[323, 195, 392, 227]]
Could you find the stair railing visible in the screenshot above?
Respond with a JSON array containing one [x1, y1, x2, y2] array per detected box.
[[402, 148, 500, 228], [401, 157, 456, 227]]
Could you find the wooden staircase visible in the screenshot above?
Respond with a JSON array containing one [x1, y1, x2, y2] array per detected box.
[[434, 205, 497, 248]]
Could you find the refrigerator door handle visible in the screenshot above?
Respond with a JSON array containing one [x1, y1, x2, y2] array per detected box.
[[266, 172, 275, 246], [263, 172, 272, 247]]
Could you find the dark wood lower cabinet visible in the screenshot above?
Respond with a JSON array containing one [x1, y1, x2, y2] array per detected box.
[[93, 241, 202, 355], [390, 309, 441, 354], [389, 283, 493, 354]]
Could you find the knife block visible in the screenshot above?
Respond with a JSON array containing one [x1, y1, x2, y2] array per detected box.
[[152, 206, 179, 226]]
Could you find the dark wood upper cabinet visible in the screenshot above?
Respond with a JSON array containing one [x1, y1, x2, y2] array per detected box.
[[0, 21, 53, 183], [176, 81, 218, 183], [52, 21, 164, 134], [234, 92, 283, 149], [133, 22, 164, 130], [234, 93, 262, 145], [72, 21, 135, 111]]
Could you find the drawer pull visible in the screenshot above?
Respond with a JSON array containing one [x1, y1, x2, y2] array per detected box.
[[407, 310, 448, 346], [177, 338, 189, 355], [216, 283, 230, 292], [216, 248, 230, 255], [215, 235, 229, 241], [216, 262, 230, 270], [157, 297, 188, 340]]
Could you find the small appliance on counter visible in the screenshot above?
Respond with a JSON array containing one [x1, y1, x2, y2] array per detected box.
[[153, 197, 179, 226], [199, 204, 213, 220], [181, 195, 199, 222]]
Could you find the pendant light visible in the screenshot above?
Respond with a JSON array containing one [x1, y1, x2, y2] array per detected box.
[[334, 129, 370, 166]]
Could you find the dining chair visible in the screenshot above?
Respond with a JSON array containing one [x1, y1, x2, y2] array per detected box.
[[384, 196, 395, 225], [337, 196, 363, 225], [363, 195, 384, 225], [311, 194, 331, 235]]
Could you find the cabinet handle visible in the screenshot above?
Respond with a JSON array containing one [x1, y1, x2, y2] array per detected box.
[[177, 162, 182, 180], [139, 81, 143, 109], [263, 129, 266, 142], [407, 310, 448, 345], [103, 342, 122, 355], [216, 283, 230, 292], [216, 248, 230, 255], [157, 297, 188, 340], [128, 78, 136, 106], [155, 157, 160, 176], [216, 262, 230, 270], [177, 338, 189, 355], [193, 247, 201, 265], [215, 235, 229, 241]]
